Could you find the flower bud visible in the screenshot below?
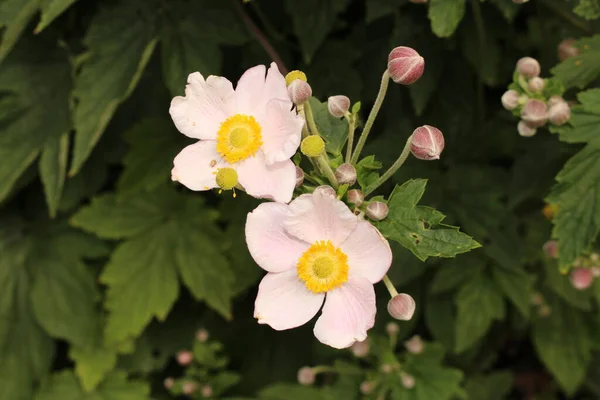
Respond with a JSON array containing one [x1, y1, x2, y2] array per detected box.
[[591, 253, 599, 263], [387, 293, 416, 321], [530, 292, 544, 306], [300, 135, 325, 157], [350, 339, 369, 357], [543, 240, 558, 259], [295, 166, 304, 188], [176, 350, 193, 366], [334, 163, 357, 185], [285, 70, 307, 86], [387, 46, 425, 85], [297, 367, 315, 386], [537, 304, 551, 317], [360, 381, 376, 395], [400, 372, 416, 389], [516, 57, 541, 78], [195, 328, 209, 343], [288, 79, 312, 104], [501, 90, 519, 110], [547, 96, 566, 108], [592, 266, 600, 277], [404, 335, 424, 354], [558, 38, 580, 61], [164, 377, 175, 389], [548, 101, 571, 126], [314, 185, 336, 198], [201, 385, 213, 398], [183, 382, 198, 395], [543, 203, 558, 220], [386, 322, 399, 336], [347, 189, 364, 206], [380, 363, 394, 374], [410, 125, 444, 160], [366, 201, 389, 221], [327, 95, 350, 118], [570, 268, 593, 290], [517, 120, 537, 137], [528, 77, 545, 93], [520, 99, 547, 128]]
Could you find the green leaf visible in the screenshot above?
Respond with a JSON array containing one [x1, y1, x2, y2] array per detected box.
[[532, 294, 592, 395], [35, 0, 79, 33], [259, 383, 328, 400], [546, 146, 600, 269], [377, 180, 480, 261], [551, 35, 600, 89], [578, 88, 600, 113], [574, 0, 600, 20], [365, 0, 403, 23], [465, 371, 513, 400], [425, 293, 456, 350], [455, 272, 505, 353], [70, 346, 118, 392], [39, 133, 69, 217], [0, 0, 39, 63], [70, 0, 158, 175], [307, 97, 349, 156], [430, 258, 484, 294], [489, 0, 520, 21], [492, 263, 532, 318], [428, 0, 465, 38], [543, 261, 592, 310], [35, 371, 150, 400]]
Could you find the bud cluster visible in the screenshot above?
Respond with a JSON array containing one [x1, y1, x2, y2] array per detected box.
[[529, 291, 552, 318], [543, 239, 599, 291], [501, 57, 571, 138]]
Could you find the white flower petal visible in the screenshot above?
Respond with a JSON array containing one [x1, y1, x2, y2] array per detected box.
[[261, 98, 304, 165], [171, 140, 228, 191], [237, 152, 296, 203], [341, 220, 392, 283]]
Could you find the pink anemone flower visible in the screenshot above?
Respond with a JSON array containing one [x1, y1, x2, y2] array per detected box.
[[169, 63, 304, 203], [245, 189, 393, 348]]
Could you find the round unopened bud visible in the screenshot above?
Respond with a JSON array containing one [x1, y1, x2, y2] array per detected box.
[[327, 95, 350, 118], [548, 101, 571, 126], [201, 385, 213, 398], [183, 382, 198, 395], [347, 189, 364, 206], [591, 253, 600, 263], [520, 99, 548, 128], [404, 335, 424, 354], [164, 377, 175, 389], [528, 77, 545, 93], [400, 372, 416, 389], [297, 367, 315, 386], [195, 328, 209, 343], [366, 201, 389, 221], [592, 266, 600, 277], [350, 339, 370, 357], [386, 322, 399, 336], [176, 350, 193, 366], [543, 203, 558, 220], [410, 125, 444, 160], [548, 96, 566, 108], [537, 304, 551, 317], [558, 38, 580, 61], [570, 268, 594, 290], [517, 120, 537, 137], [334, 163, 357, 185], [300, 135, 325, 157], [288, 79, 312, 104], [360, 381, 376, 395], [285, 70, 307, 86], [295, 166, 304, 188], [516, 57, 541, 78], [387, 46, 425, 85], [530, 292, 544, 306], [380, 364, 394, 374], [314, 185, 336, 198], [387, 293, 416, 321], [543, 240, 558, 259], [501, 90, 520, 110]]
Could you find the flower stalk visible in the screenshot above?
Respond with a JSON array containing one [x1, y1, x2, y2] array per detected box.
[[345, 113, 356, 163], [364, 135, 412, 196]]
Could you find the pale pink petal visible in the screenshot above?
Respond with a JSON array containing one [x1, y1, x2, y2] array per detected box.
[[340, 220, 392, 283], [284, 191, 358, 246], [260, 98, 304, 165], [234, 65, 267, 115], [171, 141, 228, 191], [313, 277, 376, 349], [264, 62, 290, 102], [237, 153, 296, 203], [246, 202, 310, 273], [169, 72, 234, 140], [254, 270, 324, 330]]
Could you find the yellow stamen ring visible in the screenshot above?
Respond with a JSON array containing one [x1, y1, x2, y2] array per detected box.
[[297, 240, 349, 293], [216, 114, 262, 164]]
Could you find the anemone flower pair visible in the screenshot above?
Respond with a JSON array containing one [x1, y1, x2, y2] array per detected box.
[[246, 188, 393, 349], [169, 63, 304, 203]]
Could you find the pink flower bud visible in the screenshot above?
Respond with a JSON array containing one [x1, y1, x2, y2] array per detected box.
[[520, 99, 547, 128], [387, 293, 416, 321], [334, 163, 357, 185], [327, 95, 350, 118], [548, 101, 571, 126], [592, 266, 600, 277], [548, 95, 566, 108], [347, 189, 364, 206], [350, 339, 370, 357], [386, 322, 399, 336], [195, 328, 209, 343], [400, 372, 416, 389], [543, 240, 558, 259], [314, 185, 336, 198], [297, 367, 315, 385], [530, 292, 544, 306], [201, 385, 213, 398], [537, 304, 551, 317], [516, 57, 541, 78], [570, 268, 593, 290], [501, 90, 519, 110], [288, 79, 312, 104], [410, 125, 444, 160], [183, 382, 198, 395], [176, 350, 193, 366], [295, 166, 304, 188], [164, 377, 175, 389], [387, 46, 425, 85], [404, 335, 424, 354], [517, 120, 537, 137], [558, 38, 580, 61], [366, 201, 389, 221], [380, 363, 394, 374], [528, 77, 545, 93], [360, 381, 376, 395]]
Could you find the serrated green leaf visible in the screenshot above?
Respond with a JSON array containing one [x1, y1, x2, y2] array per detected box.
[[0, 0, 39, 63], [425, 293, 456, 350], [70, 346, 118, 392], [70, 0, 158, 175], [428, 0, 465, 38], [492, 264, 532, 318], [574, 0, 600, 20], [430, 259, 484, 294], [307, 97, 349, 156], [551, 35, 600, 89], [40, 133, 69, 217], [377, 180, 480, 261], [578, 88, 600, 113], [35, 0, 78, 33]]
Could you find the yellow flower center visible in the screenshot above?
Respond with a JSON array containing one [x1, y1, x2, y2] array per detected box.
[[216, 114, 262, 164], [285, 70, 307, 86], [297, 240, 349, 293]]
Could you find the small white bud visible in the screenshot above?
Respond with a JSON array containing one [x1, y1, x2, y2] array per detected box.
[[297, 367, 315, 385], [327, 95, 350, 118], [387, 293, 416, 321], [404, 335, 424, 354]]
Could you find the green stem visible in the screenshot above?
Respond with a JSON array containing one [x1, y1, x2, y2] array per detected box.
[[364, 136, 412, 197], [471, 0, 486, 123], [315, 153, 338, 189], [351, 70, 390, 164], [344, 114, 356, 163], [539, 0, 594, 34], [304, 101, 321, 137], [382, 275, 398, 298]]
